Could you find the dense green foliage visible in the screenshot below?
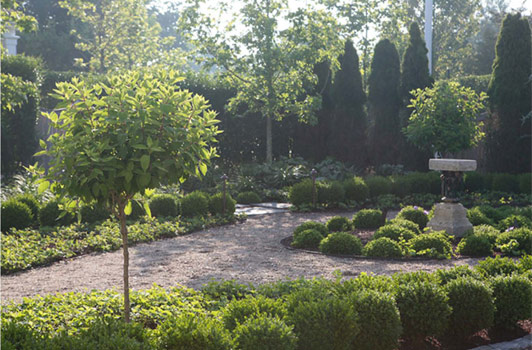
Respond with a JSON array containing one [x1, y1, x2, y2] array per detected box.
[[373, 224, 416, 243], [409, 232, 453, 259], [396, 206, 428, 229], [180, 191, 210, 217], [363, 237, 403, 258], [293, 221, 328, 238], [38, 200, 74, 227], [353, 209, 384, 230], [342, 176, 369, 202], [490, 275, 532, 331], [149, 195, 178, 218], [0, 199, 33, 232], [456, 234, 494, 257], [233, 315, 297, 350], [209, 193, 237, 216], [326, 216, 351, 232], [319, 232, 362, 255], [291, 229, 323, 249], [236, 191, 262, 204]]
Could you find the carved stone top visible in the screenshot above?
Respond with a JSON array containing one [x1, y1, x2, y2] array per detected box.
[[429, 159, 477, 172]]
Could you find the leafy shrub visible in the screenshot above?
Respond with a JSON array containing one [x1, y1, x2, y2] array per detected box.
[[390, 175, 411, 198], [445, 278, 494, 339], [464, 171, 485, 192], [374, 194, 400, 210], [14, 194, 39, 223], [237, 191, 261, 204], [490, 275, 532, 331], [365, 176, 392, 197], [348, 290, 402, 350], [288, 180, 313, 207], [291, 229, 323, 249], [475, 256, 522, 277], [318, 181, 345, 206], [496, 227, 532, 255], [385, 218, 421, 234], [409, 232, 452, 259], [477, 205, 505, 222], [343, 176, 369, 202], [326, 216, 351, 232], [80, 203, 110, 224], [363, 237, 403, 258], [491, 173, 519, 193], [209, 193, 236, 215], [405, 172, 440, 195], [221, 295, 286, 331], [287, 295, 358, 350], [373, 224, 416, 242], [293, 221, 328, 238], [352, 209, 384, 229], [150, 194, 178, 218], [467, 207, 495, 226], [157, 313, 232, 350], [434, 265, 483, 285], [456, 235, 493, 257], [180, 191, 209, 217], [233, 315, 296, 350], [518, 173, 531, 194], [498, 214, 532, 231], [201, 280, 254, 303], [396, 206, 428, 229], [1, 321, 48, 349], [128, 200, 146, 220], [394, 282, 451, 344], [319, 232, 362, 255], [1, 199, 33, 232]]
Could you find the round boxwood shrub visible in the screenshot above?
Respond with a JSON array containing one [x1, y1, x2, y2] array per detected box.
[[435, 265, 483, 286], [473, 225, 500, 245], [348, 290, 402, 350], [237, 191, 261, 204], [293, 221, 328, 238], [373, 224, 416, 243], [464, 171, 485, 192], [209, 193, 236, 215], [467, 207, 495, 226], [365, 176, 392, 197], [221, 295, 286, 332], [291, 229, 323, 249], [157, 313, 232, 350], [409, 232, 452, 259], [317, 181, 345, 206], [385, 218, 421, 234], [491, 173, 519, 193], [319, 232, 362, 255], [475, 256, 522, 277], [127, 200, 146, 220], [1, 199, 33, 232], [149, 194, 178, 218], [456, 234, 493, 257], [490, 275, 532, 331], [287, 295, 358, 350], [180, 191, 209, 217], [445, 277, 494, 340], [38, 200, 74, 227], [498, 214, 532, 231], [353, 209, 384, 230], [80, 203, 110, 224], [477, 205, 505, 222], [233, 315, 296, 350], [14, 194, 40, 223], [326, 216, 351, 232], [394, 282, 451, 345], [343, 176, 369, 202], [288, 180, 313, 207], [496, 227, 532, 255], [396, 206, 428, 229], [363, 237, 403, 258]]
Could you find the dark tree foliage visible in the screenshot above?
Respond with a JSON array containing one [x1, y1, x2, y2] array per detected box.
[[400, 22, 433, 170], [368, 39, 401, 166], [329, 39, 367, 166], [486, 13, 531, 173]]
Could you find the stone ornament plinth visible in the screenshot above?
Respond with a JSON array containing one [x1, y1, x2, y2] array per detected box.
[[427, 158, 476, 237]]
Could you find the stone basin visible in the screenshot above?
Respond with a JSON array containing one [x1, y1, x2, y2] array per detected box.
[[428, 158, 477, 172]]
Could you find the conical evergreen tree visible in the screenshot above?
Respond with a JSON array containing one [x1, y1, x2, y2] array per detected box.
[[368, 39, 401, 166], [330, 39, 367, 165], [486, 13, 531, 173], [400, 22, 433, 170]]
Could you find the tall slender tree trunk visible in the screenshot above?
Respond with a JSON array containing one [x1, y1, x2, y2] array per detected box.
[[266, 114, 272, 163], [118, 208, 130, 323]]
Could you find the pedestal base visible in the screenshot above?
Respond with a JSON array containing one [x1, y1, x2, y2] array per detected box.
[[427, 202, 473, 238]]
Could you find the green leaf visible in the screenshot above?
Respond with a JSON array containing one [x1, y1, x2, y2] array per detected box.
[[140, 155, 150, 172], [143, 201, 152, 218], [124, 201, 132, 216], [199, 162, 207, 176], [39, 139, 47, 149], [38, 181, 50, 194]]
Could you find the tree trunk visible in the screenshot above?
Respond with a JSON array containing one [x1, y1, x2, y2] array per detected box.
[[266, 114, 272, 163], [118, 208, 130, 323]]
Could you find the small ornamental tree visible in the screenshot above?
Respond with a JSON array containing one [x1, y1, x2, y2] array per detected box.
[[35, 69, 220, 322], [404, 81, 486, 157]]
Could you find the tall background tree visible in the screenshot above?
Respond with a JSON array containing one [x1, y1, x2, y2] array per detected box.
[[486, 13, 531, 173], [367, 39, 401, 166], [330, 39, 367, 166], [399, 22, 432, 170]]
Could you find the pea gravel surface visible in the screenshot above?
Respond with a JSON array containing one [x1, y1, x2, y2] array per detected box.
[[1, 211, 482, 303]]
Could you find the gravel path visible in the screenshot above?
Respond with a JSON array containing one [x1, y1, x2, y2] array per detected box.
[[1, 211, 482, 303]]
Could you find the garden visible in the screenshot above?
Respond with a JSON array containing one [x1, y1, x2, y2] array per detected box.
[[1, 0, 532, 349]]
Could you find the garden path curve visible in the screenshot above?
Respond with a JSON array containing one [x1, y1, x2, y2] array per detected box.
[[1, 211, 482, 303]]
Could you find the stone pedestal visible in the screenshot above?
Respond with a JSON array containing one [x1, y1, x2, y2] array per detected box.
[[427, 202, 472, 237]]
